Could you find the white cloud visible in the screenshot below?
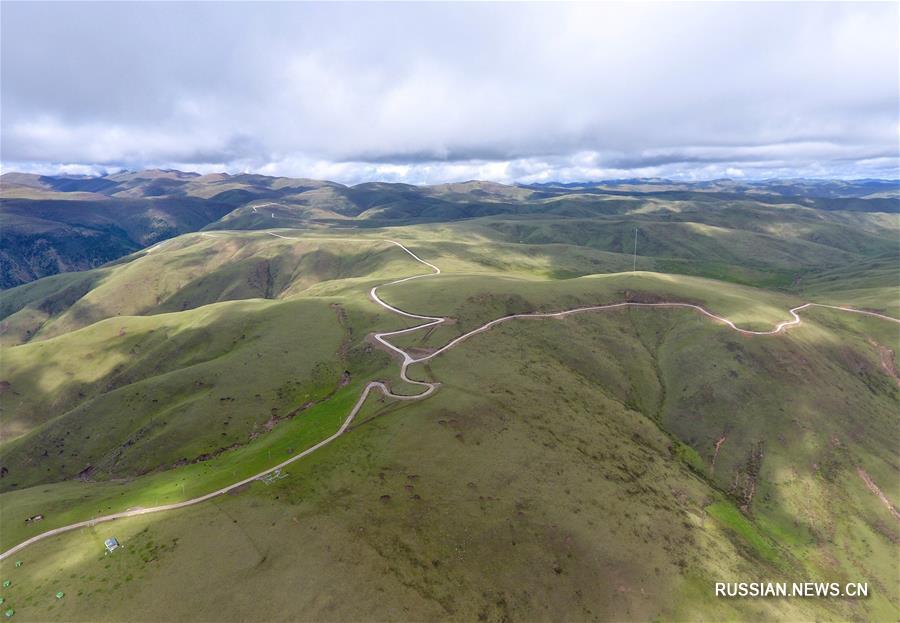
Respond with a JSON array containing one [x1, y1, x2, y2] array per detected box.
[[1, 2, 897, 181]]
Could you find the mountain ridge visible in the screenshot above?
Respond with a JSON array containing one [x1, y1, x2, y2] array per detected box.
[[2, 170, 898, 289]]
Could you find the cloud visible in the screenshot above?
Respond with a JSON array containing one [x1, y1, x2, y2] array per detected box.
[[1, 2, 897, 182]]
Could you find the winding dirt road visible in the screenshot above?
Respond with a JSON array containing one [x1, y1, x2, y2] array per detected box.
[[2, 236, 897, 561]]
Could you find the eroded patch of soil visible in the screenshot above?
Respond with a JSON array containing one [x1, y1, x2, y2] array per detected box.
[[857, 467, 900, 522], [868, 340, 900, 385]]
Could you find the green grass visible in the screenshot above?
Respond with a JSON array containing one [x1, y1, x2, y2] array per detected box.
[[4, 305, 894, 620], [705, 500, 781, 564], [379, 268, 806, 338], [796, 254, 900, 316], [672, 441, 707, 475], [0, 297, 380, 487], [1, 233, 429, 344], [0, 383, 365, 552], [0, 214, 897, 621]]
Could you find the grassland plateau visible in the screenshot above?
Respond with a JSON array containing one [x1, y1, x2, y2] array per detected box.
[[0, 172, 897, 622]]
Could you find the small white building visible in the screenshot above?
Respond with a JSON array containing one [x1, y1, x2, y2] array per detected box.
[[104, 538, 119, 553]]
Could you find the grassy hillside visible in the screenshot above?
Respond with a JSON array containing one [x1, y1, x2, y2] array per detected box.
[[0, 299, 358, 483], [797, 255, 900, 317], [0, 301, 896, 621], [0, 184, 897, 621], [0, 236, 457, 493], [0, 196, 234, 288], [3, 171, 896, 292], [0, 233, 426, 345]]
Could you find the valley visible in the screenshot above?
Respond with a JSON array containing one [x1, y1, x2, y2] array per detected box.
[[0, 174, 897, 621]]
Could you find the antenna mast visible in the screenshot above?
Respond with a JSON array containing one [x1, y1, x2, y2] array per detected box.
[[632, 227, 638, 272]]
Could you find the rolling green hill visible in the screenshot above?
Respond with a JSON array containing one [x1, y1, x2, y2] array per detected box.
[[3, 171, 897, 291], [0, 176, 897, 622]]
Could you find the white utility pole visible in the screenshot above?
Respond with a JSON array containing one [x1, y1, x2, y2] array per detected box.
[[632, 228, 638, 272]]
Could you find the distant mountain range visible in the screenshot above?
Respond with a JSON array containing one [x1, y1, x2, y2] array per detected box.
[[1, 170, 897, 288], [531, 177, 900, 199]]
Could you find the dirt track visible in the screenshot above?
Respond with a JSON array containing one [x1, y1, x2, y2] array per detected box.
[[2, 234, 897, 561]]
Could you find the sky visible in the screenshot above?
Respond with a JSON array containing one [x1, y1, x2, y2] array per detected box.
[[2, 2, 898, 184]]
